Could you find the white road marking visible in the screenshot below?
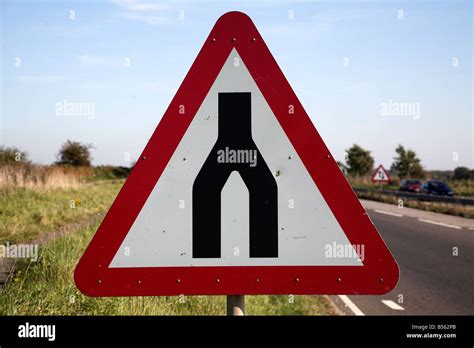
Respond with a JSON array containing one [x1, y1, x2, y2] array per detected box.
[[374, 209, 403, 217], [418, 219, 461, 230], [338, 295, 365, 316], [382, 300, 405, 310], [468, 227, 474, 230]]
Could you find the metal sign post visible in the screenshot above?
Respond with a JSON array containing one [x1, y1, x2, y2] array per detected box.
[[227, 295, 245, 316]]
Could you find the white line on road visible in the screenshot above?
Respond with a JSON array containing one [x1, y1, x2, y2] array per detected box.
[[338, 295, 365, 316], [418, 219, 461, 230], [381, 300, 405, 310], [374, 209, 403, 217], [468, 227, 474, 230]]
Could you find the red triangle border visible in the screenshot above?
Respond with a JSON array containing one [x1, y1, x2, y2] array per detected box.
[[75, 11, 399, 296]]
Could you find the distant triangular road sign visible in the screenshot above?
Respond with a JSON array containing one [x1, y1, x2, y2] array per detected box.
[[372, 165, 391, 183], [75, 12, 399, 296]]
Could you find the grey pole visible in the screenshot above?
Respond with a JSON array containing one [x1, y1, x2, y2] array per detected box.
[[227, 295, 245, 316]]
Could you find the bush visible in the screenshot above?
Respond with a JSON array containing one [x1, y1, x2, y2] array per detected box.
[[92, 166, 132, 181], [0, 146, 30, 166], [453, 167, 470, 180], [56, 140, 93, 167]]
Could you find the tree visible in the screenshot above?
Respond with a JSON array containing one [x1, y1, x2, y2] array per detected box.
[[56, 140, 94, 166], [345, 144, 374, 176], [0, 146, 30, 165], [391, 145, 424, 178], [453, 167, 470, 180]]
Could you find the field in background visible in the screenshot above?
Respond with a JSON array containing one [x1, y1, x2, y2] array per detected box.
[[0, 165, 89, 190], [2, 164, 471, 315], [0, 165, 333, 315], [0, 164, 130, 243], [1, 180, 124, 243]]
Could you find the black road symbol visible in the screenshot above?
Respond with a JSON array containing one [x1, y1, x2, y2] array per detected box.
[[192, 92, 278, 258]]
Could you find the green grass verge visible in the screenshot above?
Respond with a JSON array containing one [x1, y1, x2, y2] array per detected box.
[[0, 219, 334, 315], [0, 181, 333, 315], [0, 180, 124, 243]]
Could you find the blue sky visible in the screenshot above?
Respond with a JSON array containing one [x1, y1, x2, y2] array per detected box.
[[1, 0, 472, 170]]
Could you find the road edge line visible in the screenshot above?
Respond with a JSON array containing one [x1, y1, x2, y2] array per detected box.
[[338, 295, 365, 316], [381, 300, 405, 310], [418, 218, 461, 230], [374, 209, 403, 217]]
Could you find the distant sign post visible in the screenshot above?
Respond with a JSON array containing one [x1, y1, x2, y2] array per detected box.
[[75, 12, 399, 313], [372, 165, 391, 184]]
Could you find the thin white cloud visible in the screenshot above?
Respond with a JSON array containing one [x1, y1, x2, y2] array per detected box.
[[139, 81, 176, 94], [261, 7, 382, 38], [118, 12, 170, 26], [31, 24, 99, 38], [112, 0, 170, 12], [78, 54, 126, 68], [17, 75, 65, 83], [110, 0, 173, 26], [70, 82, 110, 89]]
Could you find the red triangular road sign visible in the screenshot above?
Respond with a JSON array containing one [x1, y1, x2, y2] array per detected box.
[[372, 164, 391, 183], [75, 11, 399, 296]]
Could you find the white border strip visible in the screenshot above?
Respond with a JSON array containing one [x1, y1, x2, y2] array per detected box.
[[338, 295, 365, 316], [418, 219, 461, 230]]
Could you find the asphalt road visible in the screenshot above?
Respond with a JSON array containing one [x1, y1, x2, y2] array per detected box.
[[331, 202, 474, 315]]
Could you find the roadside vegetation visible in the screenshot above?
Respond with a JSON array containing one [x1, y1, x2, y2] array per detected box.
[[1, 140, 471, 315], [347, 175, 474, 198], [355, 189, 474, 219], [0, 180, 123, 244], [0, 142, 333, 315], [338, 144, 474, 217], [0, 218, 333, 315]]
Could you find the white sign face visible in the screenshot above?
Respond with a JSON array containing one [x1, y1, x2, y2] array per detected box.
[[110, 49, 362, 268], [373, 167, 389, 182]]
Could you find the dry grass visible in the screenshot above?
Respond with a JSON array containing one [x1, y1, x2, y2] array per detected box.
[[0, 164, 93, 190], [449, 179, 473, 197], [347, 175, 400, 190]]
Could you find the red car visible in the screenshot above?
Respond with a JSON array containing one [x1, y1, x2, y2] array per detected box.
[[399, 179, 422, 193]]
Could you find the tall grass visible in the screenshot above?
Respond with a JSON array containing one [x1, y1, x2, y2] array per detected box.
[[347, 175, 400, 191], [449, 179, 473, 197], [0, 164, 92, 190]]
